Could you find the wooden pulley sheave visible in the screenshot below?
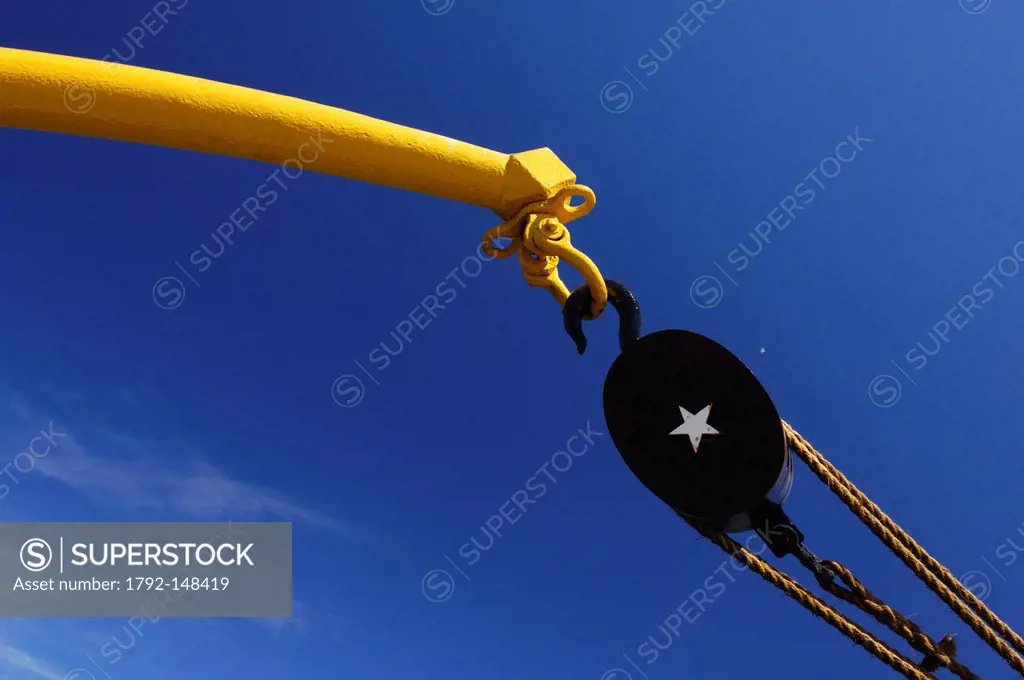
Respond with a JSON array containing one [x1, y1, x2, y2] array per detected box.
[[563, 281, 1024, 680]]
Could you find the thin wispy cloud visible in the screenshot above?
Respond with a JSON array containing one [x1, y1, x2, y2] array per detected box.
[[7, 401, 33, 421], [33, 433, 348, 533], [254, 599, 307, 638], [0, 642, 64, 680], [4, 390, 348, 535]]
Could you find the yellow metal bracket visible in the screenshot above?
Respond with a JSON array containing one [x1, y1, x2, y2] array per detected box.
[[481, 184, 607, 317], [0, 46, 607, 317]]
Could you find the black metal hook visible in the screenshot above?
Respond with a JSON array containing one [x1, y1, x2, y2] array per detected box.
[[562, 279, 642, 355], [745, 500, 836, 584]]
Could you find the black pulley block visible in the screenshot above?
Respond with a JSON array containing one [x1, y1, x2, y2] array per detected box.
[[602, 329, 793, 533]]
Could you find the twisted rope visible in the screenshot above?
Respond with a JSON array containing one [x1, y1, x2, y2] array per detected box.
[[675, 422, 1024, 679], [820, 560, 978, 679], [783, 421, 1024, 676], [685, 517, 937, 680]]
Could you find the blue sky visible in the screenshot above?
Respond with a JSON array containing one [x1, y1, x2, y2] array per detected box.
[[3, 1, 1024, 679]]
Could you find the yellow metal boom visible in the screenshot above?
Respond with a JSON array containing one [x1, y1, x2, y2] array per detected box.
[[0, 47, 573, 217], [0, 46, 607, 312]]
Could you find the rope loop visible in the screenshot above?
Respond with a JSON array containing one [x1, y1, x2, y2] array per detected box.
[[921, 635, 961, 675], [819, 561, 979, 680]]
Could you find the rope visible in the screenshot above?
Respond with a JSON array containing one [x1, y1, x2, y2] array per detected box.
[[783, 421, 1024, 676], [685, 517, 937, 680], [820, 560, 979, 679]]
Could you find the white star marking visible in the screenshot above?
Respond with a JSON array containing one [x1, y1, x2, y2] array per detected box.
[[669, 404, 720, 453]]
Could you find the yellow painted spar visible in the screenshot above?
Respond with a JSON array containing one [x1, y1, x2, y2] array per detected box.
[[0, 47, 576, 219], [0, 46, 608, 314]]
